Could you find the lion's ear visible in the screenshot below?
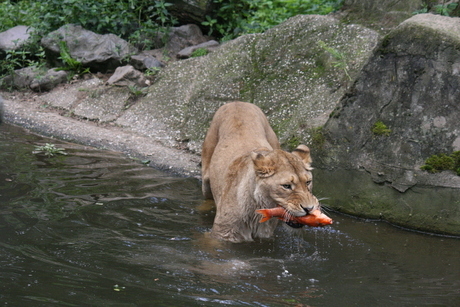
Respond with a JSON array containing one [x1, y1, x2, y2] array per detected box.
[[251, 150, 276, 177], [292, 145, 313, 170]]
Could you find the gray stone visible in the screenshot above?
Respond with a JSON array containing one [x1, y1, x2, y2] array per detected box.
[[39, 78, 103, 109], [0, 25, 33, 51], [168, 0, 215, 25], [30, 69, 69, 92], [160, 24, 209, 57], [73, 87, 130, 122], [41, 24, 138, 72], [1, 66, 42, 89], [1, 66, 68, 92], [130, 52, 163, 71], [317, 14, 460, 235], [177, 40, 220, 59], [106, 65, 149, 88]]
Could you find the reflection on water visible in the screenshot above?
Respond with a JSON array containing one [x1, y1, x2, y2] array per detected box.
[[1, 124, 459, 306]]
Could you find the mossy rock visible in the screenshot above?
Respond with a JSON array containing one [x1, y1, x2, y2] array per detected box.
[[116, 15, 380, 152]]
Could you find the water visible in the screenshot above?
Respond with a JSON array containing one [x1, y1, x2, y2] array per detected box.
[[1, 124, 459, 306]]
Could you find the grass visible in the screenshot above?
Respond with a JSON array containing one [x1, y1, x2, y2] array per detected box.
[[33, 143, 67, 157]]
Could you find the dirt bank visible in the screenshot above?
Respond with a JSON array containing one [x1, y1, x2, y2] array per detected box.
[[1, 87, 202, 178]]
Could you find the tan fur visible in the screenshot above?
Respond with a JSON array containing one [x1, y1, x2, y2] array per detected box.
[[202, 102, 319, 242]]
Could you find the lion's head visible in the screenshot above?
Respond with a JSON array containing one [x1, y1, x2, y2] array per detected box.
[[251, 145, 319, 224]]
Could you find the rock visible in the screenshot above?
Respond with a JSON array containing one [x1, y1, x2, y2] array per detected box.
[[130, 52, 163, 71], [317, 14, 460, 235], [39, 78, 104, 109], [73, 87, 130, 122], [1, 67, 42, 89], [0, 25, 34, 51], [168, 0, 215, 25], [106, 65, 149, 88], [115, 15, 380, 152], [177, 40, 220, 59], [160, 24, 209, 57], [30, 69, 69, 92], [41, 24, 138, 72], [1, 66, 69, 91]]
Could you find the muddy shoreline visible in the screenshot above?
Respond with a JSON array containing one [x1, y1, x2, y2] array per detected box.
[[1, 90, 202, 178]]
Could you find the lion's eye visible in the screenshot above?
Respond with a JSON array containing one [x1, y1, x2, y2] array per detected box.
[[281, 184, 292, 190], [306, 180, 312, 186]]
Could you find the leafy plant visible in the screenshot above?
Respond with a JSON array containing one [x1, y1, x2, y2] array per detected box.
[[371, 120, 391, 136], [128, 85, 147, 98], [56, 41, 90, 77], [413, 1, 459, 16], [435, 2, 459, 15], [0, 0, 177, 50], [145, 66, 161, 77], [33, 143, 67, 157], [206, 0, 344, 40], [318, 40, 351, 80], [0, 45, 46, 88]]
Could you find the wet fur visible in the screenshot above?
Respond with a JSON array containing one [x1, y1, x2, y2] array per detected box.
[[201, 102, 319, 242]]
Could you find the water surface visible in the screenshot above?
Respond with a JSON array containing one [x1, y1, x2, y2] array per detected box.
[[0, 124, 459, 306]]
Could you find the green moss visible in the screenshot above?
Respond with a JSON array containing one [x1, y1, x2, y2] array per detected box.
[[191, 48, 208, 57], [421, 153, 457, 174], [371, 120, 391, 136], [310, 126, 325, 150]]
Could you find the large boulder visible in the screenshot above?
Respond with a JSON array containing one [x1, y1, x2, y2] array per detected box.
[[115, 15, 380, 152], [0, 25, 34, 52], [168, 0, 215, 25], [160, 24, 210, 57], [317, 14, 460, 235], [41, 24, 138, 72]]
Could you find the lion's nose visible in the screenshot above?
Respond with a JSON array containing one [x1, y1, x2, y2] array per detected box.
[[303, 206, 314, 214]]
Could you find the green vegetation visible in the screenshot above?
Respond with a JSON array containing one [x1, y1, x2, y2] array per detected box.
[[56, 41, 90, 77], [310, 126, 326, 150], [0, 45, 46, 84], [204, 0, 344, 41], [413, 1, 460, 16], [318, 40, 351, 80], [128, 85, 147, 99], [0, 0, 177, 80], [191, 48, 209, 57], [371, 120, 391, 136], [0, 0, 177, 43], [421, 151, 460, 175], [33, 143, 67, 157], [1, 0, 344, 80]]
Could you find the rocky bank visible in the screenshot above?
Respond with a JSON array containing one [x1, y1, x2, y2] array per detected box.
[[1, 12, 459, 236]]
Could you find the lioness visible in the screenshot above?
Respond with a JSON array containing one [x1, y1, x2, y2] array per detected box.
[[201, 101, 321, 242]]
